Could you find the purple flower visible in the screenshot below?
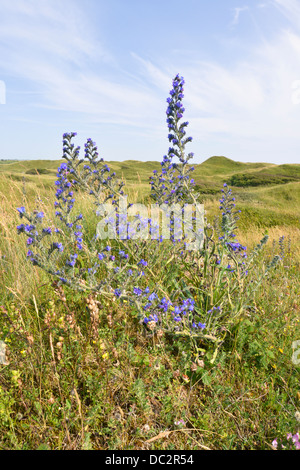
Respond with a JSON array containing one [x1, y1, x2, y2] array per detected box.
[[114, 288, 122, 298], [138, 259, 147, 267], [133, 287, 143, 296], [117, 250, 128, 260], [53, 242, 64, 252], [66, 253, 77, 267], [159, 297, 172, 312], [17, 224, 26, 232], [17, 207, 26, 217], [148, 292, 157, 302], [144, 314, 158, 324], [173, 316, 182, 322], [58, 162, 68, 172], [66, 259, 76, 267]]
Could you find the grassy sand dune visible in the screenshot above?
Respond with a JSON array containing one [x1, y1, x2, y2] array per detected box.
[[0, 156, 299, 450]]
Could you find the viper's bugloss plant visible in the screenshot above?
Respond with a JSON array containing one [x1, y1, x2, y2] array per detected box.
[[16, 74, 281, 362], [150, 74, 196, 206]]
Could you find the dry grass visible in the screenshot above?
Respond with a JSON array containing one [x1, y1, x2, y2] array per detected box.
[[0, 164, 299, 450]]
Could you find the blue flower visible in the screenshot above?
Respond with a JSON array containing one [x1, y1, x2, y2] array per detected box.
[[119, 250, 128, 259], [17, 207, 26, 217], [133, 287, 143, 296], [66, 259, 76, 267], [53, 242, 64, 252], [173, 316, 182, 322], [66, 253, 78, 267], [58, 162, 68, 171], [144, 314, 158, 324], [159, 297, 172, 312], [148, 292, 157, 302], [17, 224, 26, 232], [114, 288, 122, 298], [138, 259, 147, 267]]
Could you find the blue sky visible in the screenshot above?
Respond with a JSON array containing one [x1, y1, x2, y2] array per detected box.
[[0, 0, 300, 164]]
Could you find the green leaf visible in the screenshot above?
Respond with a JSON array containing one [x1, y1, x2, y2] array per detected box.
[[37, 443, 51, 450], [82, 432, 93, 450]]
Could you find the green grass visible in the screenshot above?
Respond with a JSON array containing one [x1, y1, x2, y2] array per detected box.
[[227, 172, 300, 187], [0, 157, 299, 450]]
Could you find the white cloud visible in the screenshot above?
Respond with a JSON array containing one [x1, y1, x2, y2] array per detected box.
[[0, 0, 165, 131], [130, 16, 300, 162], [272, 0, 300, 25], [231, 6, 249, 26], [0, 0, 300, 162], [0, 0, 104, 64]]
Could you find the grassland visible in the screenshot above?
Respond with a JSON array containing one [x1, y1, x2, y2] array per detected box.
[[0, 156, 299, 450]]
